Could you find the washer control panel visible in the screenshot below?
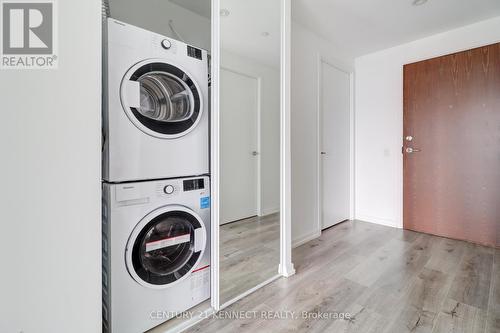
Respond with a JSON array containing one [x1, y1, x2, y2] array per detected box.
[[155, 177, 207, 197]]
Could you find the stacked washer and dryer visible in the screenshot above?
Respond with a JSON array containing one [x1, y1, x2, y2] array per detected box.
[[102, 19, 211, 333]]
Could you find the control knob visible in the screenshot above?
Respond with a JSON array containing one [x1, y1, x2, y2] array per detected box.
[[161, 39, 172, 50], [163, 185, 174, 194]]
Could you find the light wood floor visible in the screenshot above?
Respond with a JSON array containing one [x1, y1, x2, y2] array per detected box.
[[187, 220, 500, 333], [219, 213, 280, 304]]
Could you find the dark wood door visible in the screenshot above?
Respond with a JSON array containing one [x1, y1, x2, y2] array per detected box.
[[403, 43, 500, 248]]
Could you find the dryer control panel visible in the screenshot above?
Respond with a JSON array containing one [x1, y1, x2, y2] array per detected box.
[[187, 45, 203, 60]]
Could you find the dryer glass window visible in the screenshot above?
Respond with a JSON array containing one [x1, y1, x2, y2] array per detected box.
[[123, 62, 202, 138], [138, 72, 193, 122], [131, 210, 201, 286]]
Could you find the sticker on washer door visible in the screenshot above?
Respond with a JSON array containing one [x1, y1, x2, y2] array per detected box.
[[200, 197, 210, 209], [145, 234, 190, 252]]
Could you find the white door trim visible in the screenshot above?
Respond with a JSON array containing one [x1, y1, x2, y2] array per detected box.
[[316, 54, 355, 233], [220, 66, 262, 219], [210, 0, 220, 311], [279, 0, 295, 278]]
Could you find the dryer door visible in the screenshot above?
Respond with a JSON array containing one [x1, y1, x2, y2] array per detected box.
[[121, 59, 203, 139], [126, 205, 207, 289]]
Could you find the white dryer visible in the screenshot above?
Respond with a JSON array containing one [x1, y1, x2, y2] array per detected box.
[[103, 19, 209, 182], [102, 176, 211, 333]]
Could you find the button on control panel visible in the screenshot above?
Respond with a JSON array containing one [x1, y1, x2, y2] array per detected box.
[[163, 184, 175, 195], [161, 39, 172, 50]]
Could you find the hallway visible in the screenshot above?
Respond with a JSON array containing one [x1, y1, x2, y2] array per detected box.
[[188, 220, 500, 332]]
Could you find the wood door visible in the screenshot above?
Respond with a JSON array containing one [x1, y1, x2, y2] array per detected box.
[[320, 61, 351, 229], [220, 68, 259, 225], [403, 43, 500, 247]]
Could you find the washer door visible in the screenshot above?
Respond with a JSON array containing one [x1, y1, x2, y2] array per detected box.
[[126, 205, 207, 289], [121, 59, 203, 139]]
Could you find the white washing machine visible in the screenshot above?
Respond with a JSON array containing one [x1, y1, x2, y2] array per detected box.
[[102, 176, 211, 333], [103, 19, 209, 182]]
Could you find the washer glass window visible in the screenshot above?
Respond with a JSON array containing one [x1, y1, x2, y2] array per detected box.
[[130, 210, 202, 286]]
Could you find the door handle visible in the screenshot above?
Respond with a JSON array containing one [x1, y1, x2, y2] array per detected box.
[[252, 151, 259, 156], [320, 152, 327, 155], [405, 147, 421, 153]]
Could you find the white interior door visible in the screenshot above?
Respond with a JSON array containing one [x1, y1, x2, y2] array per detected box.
[[220, 68, 259, 225], [320, 61, 351, 229]]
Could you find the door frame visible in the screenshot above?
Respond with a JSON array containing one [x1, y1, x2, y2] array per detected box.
[[210, 0, 295, 313], [219, 66, 262, 221], [316, 54, 355, 232]]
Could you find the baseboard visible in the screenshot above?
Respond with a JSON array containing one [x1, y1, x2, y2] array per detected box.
[[292, 230, 321, 248], [355, 213, 402, 229], [158, 304, 214, 333], [259, 206, 280, 216]]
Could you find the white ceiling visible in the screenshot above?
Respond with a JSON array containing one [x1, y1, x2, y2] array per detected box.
[[293, 0, 500, 59], [172, 0, 281, 68], [220, 0, 281, 68]]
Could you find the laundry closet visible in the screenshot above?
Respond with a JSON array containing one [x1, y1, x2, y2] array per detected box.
[[101, 1, 291, 332]]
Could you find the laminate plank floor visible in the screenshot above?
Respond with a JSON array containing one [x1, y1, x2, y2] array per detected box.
[[219, 213, 281, 304], [186, 220, 500, 333]]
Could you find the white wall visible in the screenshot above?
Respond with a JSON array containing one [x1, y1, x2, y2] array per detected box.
[[355, 16, 500, 228], [0, 1, 101, 333], [221, 50, 281, 216], [109, 0, 211, 51], [290, 21, 353, 246]]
